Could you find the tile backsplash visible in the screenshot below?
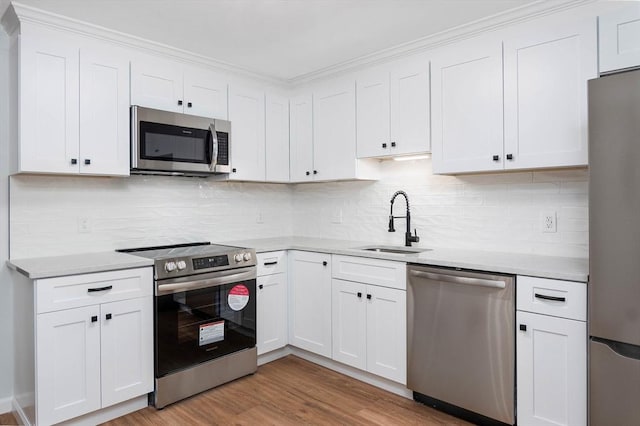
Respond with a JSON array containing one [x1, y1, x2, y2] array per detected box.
[[10, 158, 588, 259]]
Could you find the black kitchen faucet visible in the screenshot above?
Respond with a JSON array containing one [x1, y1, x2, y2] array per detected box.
[[388, 190, 420, 247]]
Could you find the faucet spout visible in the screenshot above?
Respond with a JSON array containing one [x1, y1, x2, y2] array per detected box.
[[388, 190, 420, 247]]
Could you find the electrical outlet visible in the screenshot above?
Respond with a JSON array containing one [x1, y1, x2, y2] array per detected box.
[[256, 210, 264, 224], [540, 211, 557, 233], [77, 217, 92, 233], [331, 208, 343, 224]]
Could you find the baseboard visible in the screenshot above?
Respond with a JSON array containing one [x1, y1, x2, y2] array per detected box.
[[0, 396, 12, 414], [257, 346, 291, 366], [12, 398, 29, 426]]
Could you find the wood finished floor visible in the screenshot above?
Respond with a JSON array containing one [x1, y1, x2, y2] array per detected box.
[[0, 355, 471, 425]]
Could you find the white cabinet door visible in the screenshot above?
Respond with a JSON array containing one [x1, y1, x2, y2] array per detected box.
[[599, 4, 640, 73], [228, 85, 266, 181], [517, 311, 586, 426], [289, 94, 314, 182], [183, 65, 228, 119], [288, 251, 332, 357], [257, 273, 288, 355], [79, 47, 130, 176], [20, 30, 79, 174], [356, 71, 390, 158], [431, 37, 504, 174], [36, 306, 101, 426], [313, 80, 357, 180], [366, 285, 406, 384], [130, 56, 183, 113], [331, 279, 367, 370], [390, 60, 430, 156], [265, 94, 290, 182], [100, 297, 153, 408], [503, 18, 595, 170]]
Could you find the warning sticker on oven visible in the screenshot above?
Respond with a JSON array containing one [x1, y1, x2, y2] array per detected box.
[[199, 320, 224, 346], [228, 284, 250, 311]]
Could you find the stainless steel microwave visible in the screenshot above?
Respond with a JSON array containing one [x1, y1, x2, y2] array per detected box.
[[131, 106, 231, 176]]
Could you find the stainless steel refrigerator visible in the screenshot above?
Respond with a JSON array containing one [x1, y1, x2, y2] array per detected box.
[[589, 68, 640, 424]]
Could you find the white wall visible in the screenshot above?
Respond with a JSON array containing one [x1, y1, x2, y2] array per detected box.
[[0, 26, 13, 409], [293, 159, 588, 258]]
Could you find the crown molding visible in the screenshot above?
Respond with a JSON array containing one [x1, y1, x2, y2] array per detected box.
[[5, 1, 286, 86], [287, 0, 597, 86]]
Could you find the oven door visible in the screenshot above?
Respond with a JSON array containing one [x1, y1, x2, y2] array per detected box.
[[155, 267, 256, 378]]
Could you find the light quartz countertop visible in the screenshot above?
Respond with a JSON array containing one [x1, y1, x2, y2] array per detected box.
[[7, 251, 153, 279], [8, 236, 588, 282], [223, 237, 589, 282]]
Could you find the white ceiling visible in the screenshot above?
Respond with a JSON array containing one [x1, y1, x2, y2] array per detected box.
[[6, 0, 542, 82]]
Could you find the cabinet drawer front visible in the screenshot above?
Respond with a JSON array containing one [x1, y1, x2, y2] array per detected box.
[[257, 251, 287, 276], [332, 255, 406, 290], [517, 276, 586, 321], [36, 267, 153, 314]]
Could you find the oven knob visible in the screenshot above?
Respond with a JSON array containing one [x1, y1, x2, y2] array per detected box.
[[165, 261, 177, 272], [176, 260, 187, 270], [243, 252, 252, 261], [234, 253, 243, 262]]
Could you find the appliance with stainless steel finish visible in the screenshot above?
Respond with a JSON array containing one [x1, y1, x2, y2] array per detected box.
[[131, 106, 231, 176], [588, 68, 640, 424], [117, 242, 257, 408], [407, 264, 515, 426]]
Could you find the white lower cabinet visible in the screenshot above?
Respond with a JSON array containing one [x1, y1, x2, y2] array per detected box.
[[256, 251, 288, 355], [288, 251, 332, 357], [331, 255, 406, 384], [516, 276, 587, 426], [31, 267, 153, 425]]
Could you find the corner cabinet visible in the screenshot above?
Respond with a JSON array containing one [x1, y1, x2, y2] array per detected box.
[[17, 23, 130, 176], [599, 3, 640, 74], [288, 251, 332, 357], [265, 94, 290, 183], [516, 276, 587, 426], [12, 267, 154, 426], [432, 15, 595, 174]]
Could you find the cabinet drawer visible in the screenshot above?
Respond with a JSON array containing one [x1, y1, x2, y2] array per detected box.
[[517, 276, 586, 321], [257, 251, 287, 276], [332, 255, 406, 290], [36, 267, 153, 314]]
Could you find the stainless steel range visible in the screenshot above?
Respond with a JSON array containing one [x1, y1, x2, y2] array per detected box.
[[117, 242, 257, 408]]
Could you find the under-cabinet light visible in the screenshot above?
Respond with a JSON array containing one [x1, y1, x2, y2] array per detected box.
[[392, 154, 431, 161]]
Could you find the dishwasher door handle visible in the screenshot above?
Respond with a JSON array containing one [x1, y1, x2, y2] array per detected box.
[[409, 270, 506, 289]]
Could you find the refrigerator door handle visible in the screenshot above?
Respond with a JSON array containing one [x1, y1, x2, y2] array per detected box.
[[591, 337, 640, 361]]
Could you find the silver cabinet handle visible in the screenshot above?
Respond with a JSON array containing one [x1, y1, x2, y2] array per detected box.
[[409, 270, 506, 289]]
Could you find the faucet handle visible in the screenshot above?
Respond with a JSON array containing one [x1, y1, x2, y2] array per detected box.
[[411, 229, 420, 243]]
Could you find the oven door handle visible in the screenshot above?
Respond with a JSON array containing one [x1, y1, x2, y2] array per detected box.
[[208, 122, 218, 171], [157, 268, 255, 296]]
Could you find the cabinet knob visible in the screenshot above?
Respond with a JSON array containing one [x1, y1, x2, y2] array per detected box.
[[366, 294, 372, 300], [313, 170, 318, 175], [106, 313, 112, 320], [322, 261, 328, 266], [506, 154, 514, 160], [178, 100, 183, 106], [357, 292, 362, 298], [492, 155, 500, 161], [519, 324, 527, 331], [382, 143, 387, 148], [187, 102, 192, 108], [391, 142, 396, 148], [232, 168, 237, 173], [259, 284, 264, 290], [306, 171, 310, 176], [91, 315, 98, 323], [84, 159, 91, 165], [71, 158, 78, 165]]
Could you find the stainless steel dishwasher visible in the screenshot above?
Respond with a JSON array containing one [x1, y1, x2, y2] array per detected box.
[[407, 264, 515, 426]]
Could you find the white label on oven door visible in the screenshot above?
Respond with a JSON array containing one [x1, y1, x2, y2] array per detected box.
[[199, 320, 224, 346], [228, 284, 250, 311]]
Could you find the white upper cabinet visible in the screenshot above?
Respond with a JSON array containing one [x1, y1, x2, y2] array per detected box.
[[503, 17, 595, 170], [131, 56, 228, 119], [357, 57, 430, 158], [289, 94, 314, 182], [431, 36, 504, 174], [228, 85, 266, 181], [265, 94, 290, 182], [599, 3, 640, 74], [79, 47, 130, 176], [18, 24, 130, 176]]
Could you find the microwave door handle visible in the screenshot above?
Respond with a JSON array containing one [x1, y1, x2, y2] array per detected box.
[[208, 122, 218, 171]]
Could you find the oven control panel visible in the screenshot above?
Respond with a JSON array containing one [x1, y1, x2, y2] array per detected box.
[[193, 255, 230, 270]]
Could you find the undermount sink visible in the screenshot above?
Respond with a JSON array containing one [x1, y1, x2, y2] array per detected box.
[[355, 245, 432, 255]]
